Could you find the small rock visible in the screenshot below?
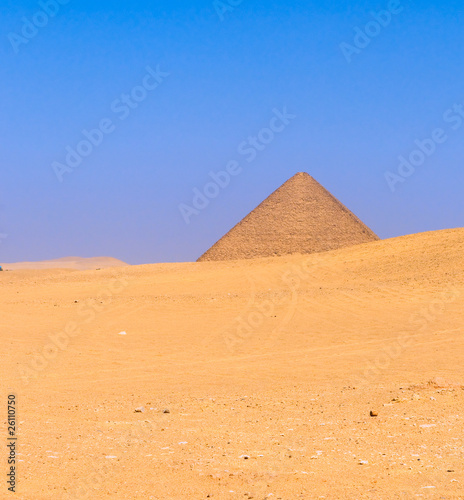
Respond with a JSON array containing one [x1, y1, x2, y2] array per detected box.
[[370, 410, 378, 417], [134, 407, 145, 413], [163, 409, 170, 414], [359, 460, 368, 465]]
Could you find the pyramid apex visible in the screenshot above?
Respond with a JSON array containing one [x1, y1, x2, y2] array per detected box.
[[286, 171, 315, 183]]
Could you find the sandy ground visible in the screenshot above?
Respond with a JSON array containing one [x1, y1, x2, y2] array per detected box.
[[2, 228, 464, 499]]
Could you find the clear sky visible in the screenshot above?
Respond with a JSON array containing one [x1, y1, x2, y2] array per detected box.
[[1, 0, 463, 264]]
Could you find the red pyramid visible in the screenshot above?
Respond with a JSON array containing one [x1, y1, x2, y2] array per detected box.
[[198, 172, 379, 261]]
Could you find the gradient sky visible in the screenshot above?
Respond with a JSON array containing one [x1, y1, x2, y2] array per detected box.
[[1, 0, 463, 264]]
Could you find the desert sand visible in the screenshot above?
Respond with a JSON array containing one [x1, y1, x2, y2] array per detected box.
[[2, 227, 464, 499]]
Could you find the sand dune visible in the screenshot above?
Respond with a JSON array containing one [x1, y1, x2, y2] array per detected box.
[[2, 228, 464, 499], [2, 256, 128, 271]]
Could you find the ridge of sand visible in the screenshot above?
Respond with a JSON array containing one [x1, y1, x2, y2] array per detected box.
[[198, 172, 379, 261], [1, 256, 128, 271], [3, 227, 464, 498]]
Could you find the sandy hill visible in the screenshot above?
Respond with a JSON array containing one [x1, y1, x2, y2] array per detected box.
[[2, 228, 464, 499], [2, 256, 128, 271], [198, 172, 379, 261]]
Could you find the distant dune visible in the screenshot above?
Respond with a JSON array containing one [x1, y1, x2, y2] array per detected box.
[[1, 256, 128, 271]]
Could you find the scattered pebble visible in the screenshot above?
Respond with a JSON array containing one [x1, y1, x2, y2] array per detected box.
[[370, 410, 378, 417], [134, 407, 145, 413], [118, 331, 127, 335]]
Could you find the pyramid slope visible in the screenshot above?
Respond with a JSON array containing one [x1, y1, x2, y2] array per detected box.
[[198, 172, 379, 261]]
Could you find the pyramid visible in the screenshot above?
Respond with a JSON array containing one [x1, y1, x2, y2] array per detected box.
[[197, 172, 379, 261]]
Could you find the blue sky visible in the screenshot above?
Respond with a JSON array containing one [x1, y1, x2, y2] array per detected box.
[[1, 0, 463, 264]]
